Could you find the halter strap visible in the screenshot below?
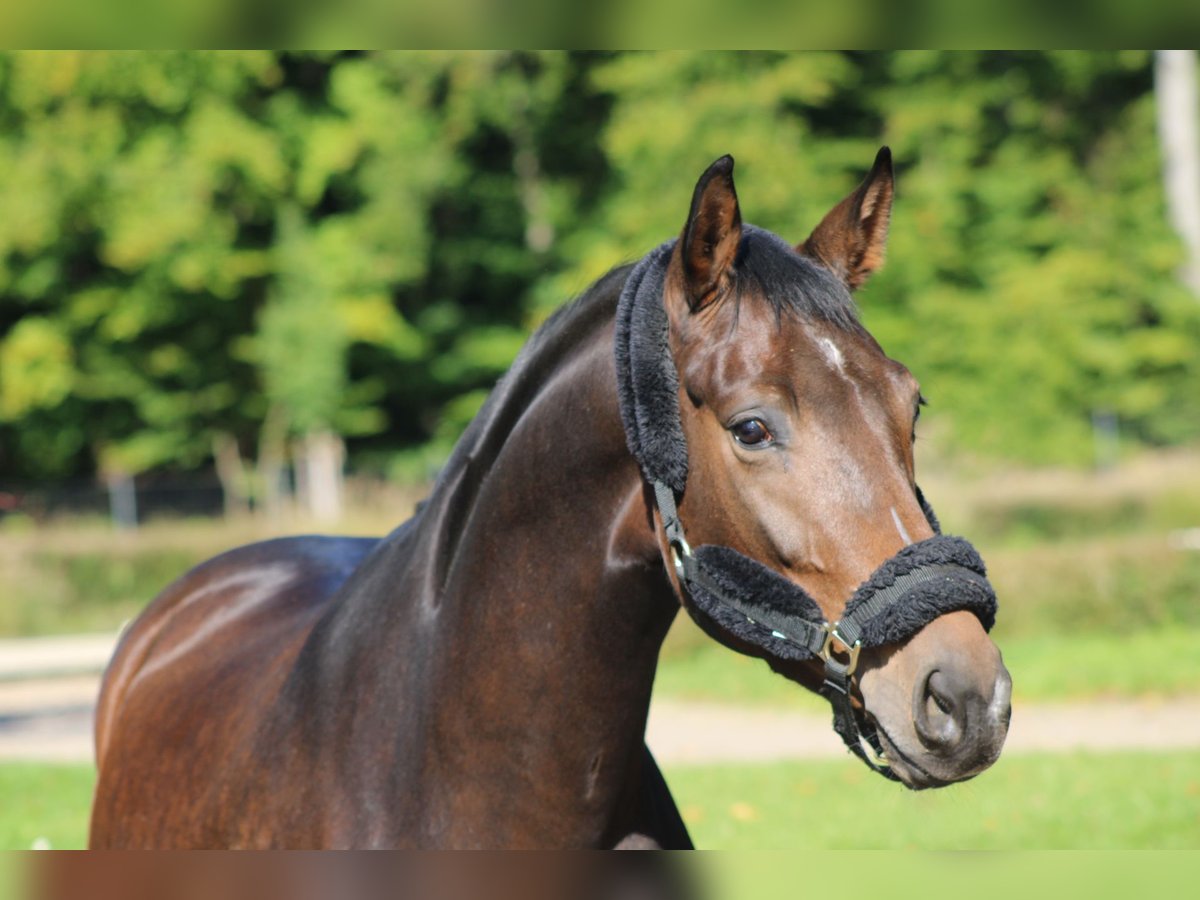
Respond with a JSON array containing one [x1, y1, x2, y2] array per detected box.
[[656, 480, 828, 657]]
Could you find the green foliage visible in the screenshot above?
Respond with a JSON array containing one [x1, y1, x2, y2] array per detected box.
[[559, 50, 1200, 466], [0, 317, 73, 418], [534, 52, 864, 310], [1, 52, 1198, 480]]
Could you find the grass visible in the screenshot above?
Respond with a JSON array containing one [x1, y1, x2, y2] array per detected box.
[[1, 752, 1196, 850], [704, 853, 1195, 900], [981, 532, 1200, 636], [665, 750, 1200, 849], [0, 765, 94, 850], [653, 625, 1200, 707]]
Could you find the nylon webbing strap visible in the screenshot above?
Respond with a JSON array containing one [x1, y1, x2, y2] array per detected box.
[[821, 652, 899, 780], [655, 480, 982, 662], [823, 665, 901, 781], [689, 566, 827, 655], [835, 564, 989, 647], [654, 480, 686, 549], [653, 481, 827, 656]]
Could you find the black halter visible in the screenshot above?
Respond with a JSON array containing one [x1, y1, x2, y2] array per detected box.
[[614, 234, 998, 779]]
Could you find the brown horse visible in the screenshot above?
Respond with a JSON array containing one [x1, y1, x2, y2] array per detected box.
[[90, 149, 1010, 849]]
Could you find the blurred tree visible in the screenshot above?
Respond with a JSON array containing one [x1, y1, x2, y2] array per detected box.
[[865, 51, 1200, 463], [249, 54, 445, 519], [0, 51, 606, 502], [1155, 50, 1200, 295], [0, 52, 280, 486], [549, 51, 1200, 466], [374, 51, 610, 478], [534, 51, 865, 311], [1, 51, 1198, 502]]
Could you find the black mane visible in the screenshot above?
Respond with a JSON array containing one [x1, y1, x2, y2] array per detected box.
[[539, 223, 859, 352], [730, 225, 862, 332]]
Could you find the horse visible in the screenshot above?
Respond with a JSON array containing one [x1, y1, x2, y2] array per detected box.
[[89, 148, 1011, 849]]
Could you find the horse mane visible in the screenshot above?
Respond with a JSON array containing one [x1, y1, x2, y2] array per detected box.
[[728, 225, 863, 332], [539, 225, 861, 343]]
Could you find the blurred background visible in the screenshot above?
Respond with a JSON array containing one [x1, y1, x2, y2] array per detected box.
[[0, 51, 1198, 850]]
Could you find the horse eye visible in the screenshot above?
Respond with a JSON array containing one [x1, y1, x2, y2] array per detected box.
[[731, 418, 772, 447], [912, 394, 927, 442]]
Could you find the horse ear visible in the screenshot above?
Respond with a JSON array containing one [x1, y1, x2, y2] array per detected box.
[[679, 154, 742, 310], [797, 146, 893, 291]]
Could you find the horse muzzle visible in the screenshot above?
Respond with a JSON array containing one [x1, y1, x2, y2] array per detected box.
[[859, 610, 1012, 788]]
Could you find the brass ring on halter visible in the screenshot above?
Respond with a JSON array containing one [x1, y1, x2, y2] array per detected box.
[[821, 623, 863, 677], [668, 535, 691, 582]]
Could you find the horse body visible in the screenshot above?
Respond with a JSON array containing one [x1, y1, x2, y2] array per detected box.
[[91, 150, 1011, 848], [91, 274, 689, 848]]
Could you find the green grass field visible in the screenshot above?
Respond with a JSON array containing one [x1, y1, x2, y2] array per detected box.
[[667, 751, 1200, 849], [0, 765, 94, 850], [703, 852, 1195, 900], [2, 752, 1197, 850]]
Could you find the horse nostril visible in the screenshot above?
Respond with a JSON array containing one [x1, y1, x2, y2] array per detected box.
[[915, 669, 963, 751], [928, 672, 954, 715]]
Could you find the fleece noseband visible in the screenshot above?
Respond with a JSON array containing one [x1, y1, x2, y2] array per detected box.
[[614, 232, 998, 778]]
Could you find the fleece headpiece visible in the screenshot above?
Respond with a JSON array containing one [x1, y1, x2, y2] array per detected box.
[[614, 235, 998, 777]]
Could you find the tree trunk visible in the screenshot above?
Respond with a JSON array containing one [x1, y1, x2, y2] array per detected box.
[[256, 404, 289, 523], [298, 429, 345, 524], [1155, 50, 1200, 295], [507, 65, 554, 255], [213, 432, 250, 519], [105, 471, 137, 531]]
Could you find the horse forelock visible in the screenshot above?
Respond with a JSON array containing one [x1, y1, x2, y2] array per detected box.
[[727, 225, 864, 334]]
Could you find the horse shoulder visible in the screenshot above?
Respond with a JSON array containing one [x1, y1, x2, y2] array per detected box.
[[92, 535, 377, 799]]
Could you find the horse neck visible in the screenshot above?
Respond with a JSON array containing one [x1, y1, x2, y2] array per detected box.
[[433, 304, 676, 702], [325, 278, 679, 842]]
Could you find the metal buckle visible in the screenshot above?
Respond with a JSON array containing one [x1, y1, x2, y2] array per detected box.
[[668, 535, 692, 582], [821, 623, 862, 676]]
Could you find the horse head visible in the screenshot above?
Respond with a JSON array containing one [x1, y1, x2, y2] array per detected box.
[[646, 150, 1011, 788]]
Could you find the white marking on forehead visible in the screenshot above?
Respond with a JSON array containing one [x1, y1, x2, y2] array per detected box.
[[810, 328, 864, 406], [817, 336, 846, 373], [891, 506, 913, 546]]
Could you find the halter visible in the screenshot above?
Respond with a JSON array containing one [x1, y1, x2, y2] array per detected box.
[[614, 232, 998, 779]]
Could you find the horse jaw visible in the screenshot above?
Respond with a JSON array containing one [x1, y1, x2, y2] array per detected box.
[[857, 610, 1012, 789]]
